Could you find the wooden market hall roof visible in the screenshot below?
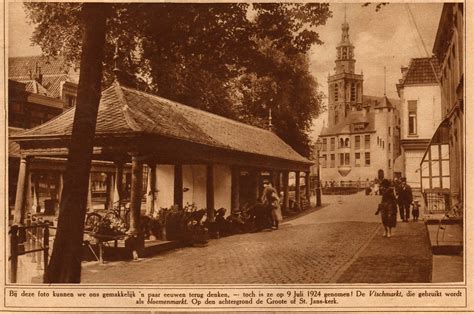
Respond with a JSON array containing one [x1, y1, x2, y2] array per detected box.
[[12, 82, 312, 171]]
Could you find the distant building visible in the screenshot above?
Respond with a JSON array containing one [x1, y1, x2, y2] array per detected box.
[[8, 56, 78, 128], [421, 3, 464, 206], [395, 57, 442, 192], [318, 18, 400, 185]]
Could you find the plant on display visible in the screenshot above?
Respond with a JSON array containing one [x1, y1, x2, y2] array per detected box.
[[24, 2, 331, 157]]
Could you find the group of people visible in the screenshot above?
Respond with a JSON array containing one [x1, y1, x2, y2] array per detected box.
[[376, 177, 419, 238]]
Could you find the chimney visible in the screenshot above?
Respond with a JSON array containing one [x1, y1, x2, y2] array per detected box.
[[400, 66, 408, 77]]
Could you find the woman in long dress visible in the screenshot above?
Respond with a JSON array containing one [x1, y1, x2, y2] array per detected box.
[[261, 181, 282, 230], [378, 179, 397, 237]]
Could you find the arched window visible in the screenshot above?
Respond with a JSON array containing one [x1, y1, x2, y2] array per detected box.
[[339, 138, 344, 148], [342, 47, 347, 59], [334, 84, 339, 102], [335, 109, 339, 124], [345, 104, 350, 117], [345, 138, 350, 147]]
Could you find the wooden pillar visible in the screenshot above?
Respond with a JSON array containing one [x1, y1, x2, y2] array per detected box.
[[206, 164, 215, 222], [146, 163, 156, 216], [25, 171, 32, 216], [105, 173, 114, 210], [282, 171, 289, 213], [274, 171, 281, 194], [295, 171, 301, 209], [86, 174, 93, 211], [58, 173, 64, 206], [305, 171, 311, 205], [13, 157, 30, 225], [249, 170, 259, 203], [174, 164, 183, 209], [114, 161, 124, 204], [231, 166, 240, 213], [128, 154, 143, 235]]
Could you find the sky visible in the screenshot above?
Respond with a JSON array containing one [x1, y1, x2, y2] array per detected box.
[[8, 2, 443, 140]]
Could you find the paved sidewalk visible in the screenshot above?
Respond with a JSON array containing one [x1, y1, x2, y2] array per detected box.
[[335, 221, 432, 283]]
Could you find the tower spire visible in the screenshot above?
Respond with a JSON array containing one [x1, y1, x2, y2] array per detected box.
[[268, 107, 273, 131], [113, 41, 121, 81], [344, 4, 347, 23], [384, 66, 387, 96]]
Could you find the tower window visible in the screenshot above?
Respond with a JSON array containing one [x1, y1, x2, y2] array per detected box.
[[351, 83, 356, 101], [345, 104, 350, 117], [334, 84, 339, 102], [335, 109, 339, 124]]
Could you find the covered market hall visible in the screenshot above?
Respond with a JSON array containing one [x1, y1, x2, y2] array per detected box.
[[11, 80, 313, 251]]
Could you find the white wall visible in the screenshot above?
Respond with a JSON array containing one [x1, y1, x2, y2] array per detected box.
[[404, 150, 424, 188], [401, 85, 442, 140], [156, 165, 175, 209], [183, 165, 207, 209], [213, 164, 232, 214]]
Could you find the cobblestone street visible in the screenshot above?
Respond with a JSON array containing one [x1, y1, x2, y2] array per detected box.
[[81, 192, 432, 284]]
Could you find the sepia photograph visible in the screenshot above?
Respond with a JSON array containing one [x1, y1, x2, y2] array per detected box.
[[3, 0, 467, 310]]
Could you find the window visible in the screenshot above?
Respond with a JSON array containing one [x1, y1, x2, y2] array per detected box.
[[345, 104, 350, 117], [334, 84, 339, 102], [330, 154, 335, 168], [365, 152, 371, 166], [330, 138, 335, 151], [344, 153, 350, 165], [351, 83, 356, 101], [354, 123, 365, 131], [408, 100, 417, 135], [365, 135, 370, 149], [339, 138, 344, 148], [335, 109, 339, 124], [321, 154, 327, 168], [355, 153, 361, 167], [388, 127, 391, 136], [388, 143, 391, 152], [65, 95, 76, 108], [345, 138, 350, 147], [322, 138, 327, 151], [339, 153, 344, 166], [388, 159, 391, 169], [355, 135, 360, 149]]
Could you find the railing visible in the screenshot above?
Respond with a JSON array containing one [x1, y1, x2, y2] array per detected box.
[[9, 220, 50, 283], [423, 189, 451, 215]]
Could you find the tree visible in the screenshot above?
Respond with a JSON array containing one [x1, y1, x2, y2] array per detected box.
[[43, 3, 108, 283], [24, 3, 331, 156]]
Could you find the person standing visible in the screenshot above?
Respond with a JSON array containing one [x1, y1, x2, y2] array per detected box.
[[261, 180, 282, 230], [376, 179, 397, 237], [397, 177, 413, 222]]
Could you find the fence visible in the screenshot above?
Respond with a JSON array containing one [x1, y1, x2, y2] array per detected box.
[[423, 189, 451, 215], [9, 220, 50, 283]]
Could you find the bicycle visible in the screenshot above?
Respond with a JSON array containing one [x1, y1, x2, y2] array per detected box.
[[84, 200, 131, 233]]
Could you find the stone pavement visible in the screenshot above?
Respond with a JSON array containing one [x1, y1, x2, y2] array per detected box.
[[81, 192, 434, 284]]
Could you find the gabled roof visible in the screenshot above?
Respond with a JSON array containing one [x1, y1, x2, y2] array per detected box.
[[13, 82, 310, 165], [8, 127, 25, 158], [399, 57, 440, 86], [9, 56, 77, 99]]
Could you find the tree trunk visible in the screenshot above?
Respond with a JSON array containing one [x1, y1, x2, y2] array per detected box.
[[44, 3, 108, 283]]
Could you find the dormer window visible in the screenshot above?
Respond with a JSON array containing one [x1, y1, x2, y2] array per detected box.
[[354, 123, 365, 131]]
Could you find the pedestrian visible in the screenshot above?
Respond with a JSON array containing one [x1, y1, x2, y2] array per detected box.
[[261, 180, 282, 230], [375, 179, 397, 237], [412, 200, 420, 221], [397, 177, 413, 222]]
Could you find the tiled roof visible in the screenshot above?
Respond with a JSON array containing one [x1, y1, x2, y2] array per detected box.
[[9, 56, 77, 99], [399, 57, 440, 86], [8, 127, 26, 158], [320, 94, 399, 136], [13, 82, 310, 165]]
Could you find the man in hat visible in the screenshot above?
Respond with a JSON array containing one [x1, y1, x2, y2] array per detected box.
[[397, 177, 413, 222]]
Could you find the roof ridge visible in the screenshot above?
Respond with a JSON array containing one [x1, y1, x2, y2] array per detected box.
[[118, 84, 275, 136], [112, 82, 142, 132]]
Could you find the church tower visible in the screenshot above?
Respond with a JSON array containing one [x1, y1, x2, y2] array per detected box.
[[327, 14, 364, 127]]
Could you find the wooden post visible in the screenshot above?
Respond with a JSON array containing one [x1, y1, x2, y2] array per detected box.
[[13, 157, 30, 225], [43, 223, 49, 281], [305, 171, 311, 205], [249, 170, 259, 203], [274, 171, 281, 194], [128, 154, 143, 235], [174, 164, 183, 209], [231, 166, 240, 213], [9, 225, 19, 283], [295, 171, 301, 209], [114, 161, 124, 205], [146, 163, 156, 216], [105, 173, 114, 210], [57, 173, 63, 213], [282, 171, 289, 213], [206, 164, 215, 222], [36, 225, 43, 270]]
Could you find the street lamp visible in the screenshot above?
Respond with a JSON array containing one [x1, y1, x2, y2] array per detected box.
[[315, 138, 322, 207]]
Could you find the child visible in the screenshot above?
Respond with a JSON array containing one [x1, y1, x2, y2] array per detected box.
[[412, 200, 420, 221]]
